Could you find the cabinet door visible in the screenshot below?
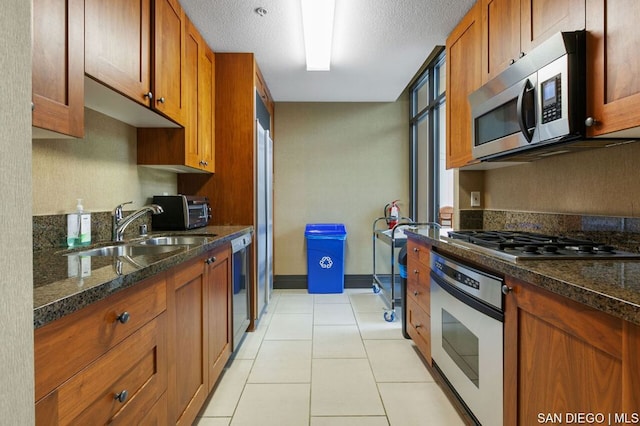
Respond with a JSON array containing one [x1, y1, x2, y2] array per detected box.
[[446, 1, 482, 169], [185, 19, 215, 172], [85, 0, 152, 107], [199, 47, 216, 173], [520, 0, 585, 52], [205, 246, 232, 390], [32, 0, 84, 137], [586, 0, 640, 136], [504, 278, 623, 425], [168, 257, 207, 425], [481, 0, 522, 83], [184, 20, 201, 170], [153, 0, 186, 125]]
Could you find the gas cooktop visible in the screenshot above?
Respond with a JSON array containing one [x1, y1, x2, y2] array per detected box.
[[445, 230, 640, 262]]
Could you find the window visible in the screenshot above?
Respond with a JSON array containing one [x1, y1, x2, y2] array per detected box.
[[409, 49, 452, 226]]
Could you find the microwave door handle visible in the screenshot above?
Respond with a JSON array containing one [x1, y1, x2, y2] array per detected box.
[[516, 79, 535, 142]]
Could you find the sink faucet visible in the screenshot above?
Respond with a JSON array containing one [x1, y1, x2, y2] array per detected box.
[[112, 201, 164, 242]]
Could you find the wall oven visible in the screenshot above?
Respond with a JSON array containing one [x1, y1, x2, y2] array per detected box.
[[231, 233, 252, 351], [469, 30, 586, 161], [430, 251, 504, 426]]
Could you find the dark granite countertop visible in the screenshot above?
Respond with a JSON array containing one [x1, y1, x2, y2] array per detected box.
[[33, 226, 252, 328], [405, 227, 640, 326]]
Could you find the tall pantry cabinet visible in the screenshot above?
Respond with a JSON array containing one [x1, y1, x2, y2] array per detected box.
[[179, 53, 274, 328]]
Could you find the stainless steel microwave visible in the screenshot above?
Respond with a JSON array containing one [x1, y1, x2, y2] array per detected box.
[[469, 31, 586, 161]]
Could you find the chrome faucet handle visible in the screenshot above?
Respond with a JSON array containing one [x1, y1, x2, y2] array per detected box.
[[114, 201, 134, 221]]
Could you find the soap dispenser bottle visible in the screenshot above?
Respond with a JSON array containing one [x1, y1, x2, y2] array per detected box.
[[67, 199, 91, 247]]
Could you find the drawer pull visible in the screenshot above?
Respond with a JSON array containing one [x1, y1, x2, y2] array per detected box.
[[414, 323, 422, 328], [413, 291, 419, 296], [413, 247, 419, 253], [205, 256, 217, 265], [116, 311, 130, 324], [114, 390, 128, 403], [413, 269, 419, 275]]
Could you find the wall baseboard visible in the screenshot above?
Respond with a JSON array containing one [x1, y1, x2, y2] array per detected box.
[[274, 274, 373, 290]]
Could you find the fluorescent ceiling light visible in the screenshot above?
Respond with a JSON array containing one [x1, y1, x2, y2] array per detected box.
[[301, 0, 335, 71]]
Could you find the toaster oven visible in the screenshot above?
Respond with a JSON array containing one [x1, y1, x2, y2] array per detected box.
[[151, 195, 211, 230]]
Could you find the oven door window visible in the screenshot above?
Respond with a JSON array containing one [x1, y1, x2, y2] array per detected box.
[[442, 309, 479, 388]]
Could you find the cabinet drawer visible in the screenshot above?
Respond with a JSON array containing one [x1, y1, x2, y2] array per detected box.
[[36, 314, 167, 425], [407, 261, 430, 313], [407, 239, 430, 267], [406, 299, 431, 365], [35, 273, 167, 400]]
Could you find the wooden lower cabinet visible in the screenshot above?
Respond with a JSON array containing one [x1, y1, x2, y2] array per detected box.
[[405, 237, 432, 365], [168, 255, 208, 424], [34, 274, 168, 425], [35, 243, 234, 425], [167, 244, 232, 424], [504, 277, 640, 425], [206, 246, 232, 391]]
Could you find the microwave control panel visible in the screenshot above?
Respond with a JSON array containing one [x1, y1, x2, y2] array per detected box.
[[541, 74, 562, 124]]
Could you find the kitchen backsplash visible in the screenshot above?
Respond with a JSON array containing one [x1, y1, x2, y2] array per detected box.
[[459, 209, 640, 253], [33, 211, 152, 251]]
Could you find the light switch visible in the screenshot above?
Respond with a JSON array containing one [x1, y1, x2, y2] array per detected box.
[[471, 191, 481, 207]]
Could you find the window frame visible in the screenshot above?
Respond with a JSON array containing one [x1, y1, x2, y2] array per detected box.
[[409, 48, 446, 223]]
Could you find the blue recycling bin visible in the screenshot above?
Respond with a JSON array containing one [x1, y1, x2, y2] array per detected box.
[[305, 224, 347, 293]]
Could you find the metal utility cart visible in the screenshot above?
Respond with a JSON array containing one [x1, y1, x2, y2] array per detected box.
[[372, 217, 414, 322]]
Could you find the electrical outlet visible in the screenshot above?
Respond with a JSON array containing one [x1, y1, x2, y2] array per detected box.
[[471, 191, 481, 207]]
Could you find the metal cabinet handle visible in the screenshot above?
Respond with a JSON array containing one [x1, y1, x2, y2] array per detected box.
[[509, 58, 516, 65], [413, 291, 419, 296], [158, 97, 165, 104], [585, 117, 598, 127], [205, 256, 217, 265], [116, 311, 130, 324], [501, 285, 513, 295], [413, 269, 419, 275], [519, 51, 525, 58], [115, 390, 128, 403], [413, 247, 419, 253], [414, 323, 422, 328], [143, 92, 153, 100]]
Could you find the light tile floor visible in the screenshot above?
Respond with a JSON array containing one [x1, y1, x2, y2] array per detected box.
[[195, 289, 465, 426]]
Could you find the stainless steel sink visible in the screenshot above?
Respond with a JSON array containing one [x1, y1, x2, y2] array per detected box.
[[68, 244, 183, 257], [139, 235, 213, 246]]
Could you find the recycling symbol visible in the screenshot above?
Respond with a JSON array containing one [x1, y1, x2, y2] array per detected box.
[[319, 256, 333, 269]]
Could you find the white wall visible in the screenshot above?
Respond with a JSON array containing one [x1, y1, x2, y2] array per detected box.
[[274, 96, 410, 276], [1, 0, 34, 422]]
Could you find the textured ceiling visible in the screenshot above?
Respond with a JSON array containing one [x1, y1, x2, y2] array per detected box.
[[181, 0, 475, 102]]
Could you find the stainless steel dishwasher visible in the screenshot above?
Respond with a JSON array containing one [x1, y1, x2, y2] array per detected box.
[[231, 232, 252, 351]]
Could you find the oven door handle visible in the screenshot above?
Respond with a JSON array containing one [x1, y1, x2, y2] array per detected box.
[[516, 78, 535, 143], [430, 270, 504, 322]]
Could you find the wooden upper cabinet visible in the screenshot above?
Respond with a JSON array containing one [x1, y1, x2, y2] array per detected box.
[[153, 0, 187, 124], [586, 0, 640, 136], [482, 0, 521, 83], [84, 0, 151, 107], [85, 0, 185, 125], [32, 0, 84, 138], [137, 16, 214, 173], [185, 18, 215, 172], [482, 0, 585, 83], [521, 0, 585, 52], [446, 1, 482, 169]]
